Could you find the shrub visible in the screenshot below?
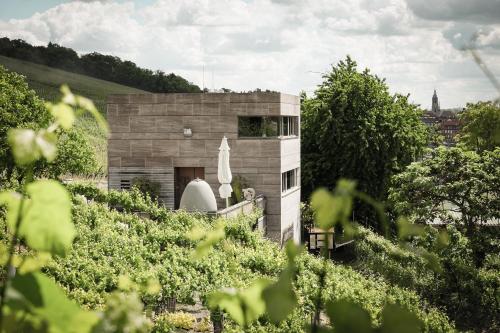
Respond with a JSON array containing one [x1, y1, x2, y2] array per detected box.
[[132, 176, 161, 201]]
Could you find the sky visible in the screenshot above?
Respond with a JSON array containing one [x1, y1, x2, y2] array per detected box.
[[1, 0, 500, 109]]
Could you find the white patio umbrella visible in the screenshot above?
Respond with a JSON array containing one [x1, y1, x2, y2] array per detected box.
[[218, 136, 233, 208]]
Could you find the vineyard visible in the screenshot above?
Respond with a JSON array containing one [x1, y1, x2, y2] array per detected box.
[[21, 182, 455, 332]]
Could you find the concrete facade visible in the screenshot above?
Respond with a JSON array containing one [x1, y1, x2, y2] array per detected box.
[[107, 92, 301, 244]]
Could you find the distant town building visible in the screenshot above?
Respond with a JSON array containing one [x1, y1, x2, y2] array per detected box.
[[422, 90, 463, 146]]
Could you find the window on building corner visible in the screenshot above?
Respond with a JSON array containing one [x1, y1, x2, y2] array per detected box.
[[278, 117, 298, 137], [282, 168, 300, 192]]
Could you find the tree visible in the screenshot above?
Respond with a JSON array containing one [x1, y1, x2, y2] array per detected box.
[[0, 66, 98, 186], [389, 147, 500, 262], [301, 56, 429, 228], [458, 101, 500, 152], [39, 128, 100, 179], [0, 65, 50, 183]]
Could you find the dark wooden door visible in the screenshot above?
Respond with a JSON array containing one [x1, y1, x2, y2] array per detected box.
[[174, 167, 205, 209]]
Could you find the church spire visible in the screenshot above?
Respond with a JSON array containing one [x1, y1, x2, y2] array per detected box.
[[432, 89, 440, 114]]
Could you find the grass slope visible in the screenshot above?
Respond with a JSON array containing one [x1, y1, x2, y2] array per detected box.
[[0, 55, 147, 170], [0, 55, 146, 110]]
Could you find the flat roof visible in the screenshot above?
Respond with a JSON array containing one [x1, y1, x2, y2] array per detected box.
[[107, 92, 299, 105]]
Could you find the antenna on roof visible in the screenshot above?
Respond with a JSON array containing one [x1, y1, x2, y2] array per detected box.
[[202, 65, 205, 92], [212, 70, 214, 92]]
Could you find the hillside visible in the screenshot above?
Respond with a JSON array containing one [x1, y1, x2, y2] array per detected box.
[[0, 55, 147, 170], [0, 37, 202, 93], [0, 54, 146, 113]]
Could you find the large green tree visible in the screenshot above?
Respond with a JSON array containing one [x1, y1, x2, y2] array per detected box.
[[458, 101, 500, 152], [301, 57, 429, 228], [0, 65, 98, 186], [389, 147, 500, 262]]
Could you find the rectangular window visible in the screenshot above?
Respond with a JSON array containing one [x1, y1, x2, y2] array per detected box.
[[120, 179, 131, 190], [278, 116, 298, 136], [238, 116, 279, 137], [238, 116, 298, 138], [282, 168, 299, 192]]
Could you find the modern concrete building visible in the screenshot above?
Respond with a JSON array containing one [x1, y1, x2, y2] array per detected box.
[[107, 92, 301, 244]]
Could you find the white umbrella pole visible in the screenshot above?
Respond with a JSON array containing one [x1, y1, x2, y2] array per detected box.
[[218, 136, 233, 209]]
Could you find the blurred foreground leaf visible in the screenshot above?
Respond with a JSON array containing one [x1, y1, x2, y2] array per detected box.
[[326, 300, 372, 333], [209, 279, 269, 327], [189, 221, 225, 259], [4, 272, 98, 333], [20, 180, 75, 256], [379, 304, 422, 333]]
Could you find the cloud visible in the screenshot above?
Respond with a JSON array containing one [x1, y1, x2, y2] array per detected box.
[[406, 0, 500, 24], [0, 0, 498, 108]]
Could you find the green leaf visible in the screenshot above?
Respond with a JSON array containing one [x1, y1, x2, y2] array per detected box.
[[262, 268, 297, 323], [5, 272, 99, 333], [311, 189, 337, 229], [35, 130, 57, 162], [47, 102, 75, 130], [20, 180, 75, 256], [0, 191, 22, 231], [7, 129, 40, 165], [7, 128, 58, 165], [396, 217, 424, 240], [326, 300, 372, 333], [262, 241, 301, 323], [209, 279, 269, 327], [118, 275, 134, 291], [284, 240, 302, 262], [93, 291, 150, 333], [209, 289, 245, 325], [420, 251, 443, 273], [0, 243, 9, 266], [187, 225, 205, 241], [60, 85, 76, 106], [190, 221, 225, 259], [18, 253, 52, 274], [336, 179, 357, 195], [436, 230, 450, 249], [76, 95, 108, 133], [379, 304, 422, 333], [240, 279, 269, 324]]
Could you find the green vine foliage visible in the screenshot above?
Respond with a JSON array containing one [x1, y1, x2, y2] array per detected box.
[[59, 182, 454, 332]]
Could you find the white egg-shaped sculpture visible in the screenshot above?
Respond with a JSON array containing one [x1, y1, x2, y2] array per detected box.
[[179, 178, 217, 213]]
